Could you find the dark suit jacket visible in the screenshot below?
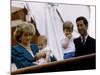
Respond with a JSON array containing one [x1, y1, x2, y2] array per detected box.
[[74, 36, 96, 56], [12, 44, 57, 69]]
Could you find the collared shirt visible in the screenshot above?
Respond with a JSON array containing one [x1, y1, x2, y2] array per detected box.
[[81, 34, 88, 44]]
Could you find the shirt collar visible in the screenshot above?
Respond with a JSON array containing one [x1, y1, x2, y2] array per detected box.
[[81, 34, 88, 42]]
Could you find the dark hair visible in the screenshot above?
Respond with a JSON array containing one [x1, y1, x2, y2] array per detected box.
[[76, 16, 88, 27], [37, 35, 47, 45]]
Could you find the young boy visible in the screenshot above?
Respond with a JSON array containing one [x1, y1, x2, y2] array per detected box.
[[61, 21, 75, 59], [36, 35, 56, 65]]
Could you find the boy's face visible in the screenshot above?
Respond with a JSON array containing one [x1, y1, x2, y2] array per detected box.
[[64, 27, 73, 36], [38, 40, 46, 50]]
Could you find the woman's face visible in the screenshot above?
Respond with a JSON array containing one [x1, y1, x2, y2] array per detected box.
[[21, 32, 32, 45]]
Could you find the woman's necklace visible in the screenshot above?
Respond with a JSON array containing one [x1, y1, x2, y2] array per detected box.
[[20, 43, 32, 51]]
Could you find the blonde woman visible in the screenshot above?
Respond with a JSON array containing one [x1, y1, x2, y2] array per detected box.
[[12, 22, 44, 69]]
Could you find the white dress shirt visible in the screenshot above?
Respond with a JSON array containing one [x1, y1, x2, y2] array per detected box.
[[80, 34, 88, 44]]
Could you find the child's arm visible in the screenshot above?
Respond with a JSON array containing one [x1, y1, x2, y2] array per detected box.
[[45, 50, 51, 62], [35, 50, 46, 60], [61, 38, 69, 49]]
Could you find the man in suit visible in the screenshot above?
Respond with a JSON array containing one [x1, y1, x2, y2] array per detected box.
[[74, 16, 96, 56]]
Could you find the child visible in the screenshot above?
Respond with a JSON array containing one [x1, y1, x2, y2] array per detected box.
[[36, 35, 56, 65], [61, 21, 75, 59]]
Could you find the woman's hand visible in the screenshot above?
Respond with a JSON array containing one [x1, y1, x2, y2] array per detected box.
[[36, 50, 46, 59]]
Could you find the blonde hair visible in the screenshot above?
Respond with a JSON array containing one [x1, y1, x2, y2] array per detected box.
[[38, 35, 47, 45], [14, 22, 36, 43]]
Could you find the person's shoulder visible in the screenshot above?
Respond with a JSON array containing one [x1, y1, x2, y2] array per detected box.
[[60, 36, 69, 44], [31, 43, 39, 48], [31, 43, 38, 47], [74, 36, 80, 41], [88, 36, 96, 42], [12, 44, 22, 50], [12, 44, 24, 53], [60, 34, 68, 40], [31, 43, 39, 50]]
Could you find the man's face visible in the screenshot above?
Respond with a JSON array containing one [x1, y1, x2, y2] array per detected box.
[[76, 20, 88, 36]]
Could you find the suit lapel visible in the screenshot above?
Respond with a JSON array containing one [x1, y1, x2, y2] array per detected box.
[[78, 37, 82, 45]]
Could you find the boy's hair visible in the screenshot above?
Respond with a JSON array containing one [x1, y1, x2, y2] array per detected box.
[[14, 22, 36, 43], [38, 35, 47, 45], [76, 16, 88, 27], [63, 21, 74, 32]]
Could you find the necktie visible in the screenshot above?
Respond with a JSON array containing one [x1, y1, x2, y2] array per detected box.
[[82, 36, 85, 45]]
